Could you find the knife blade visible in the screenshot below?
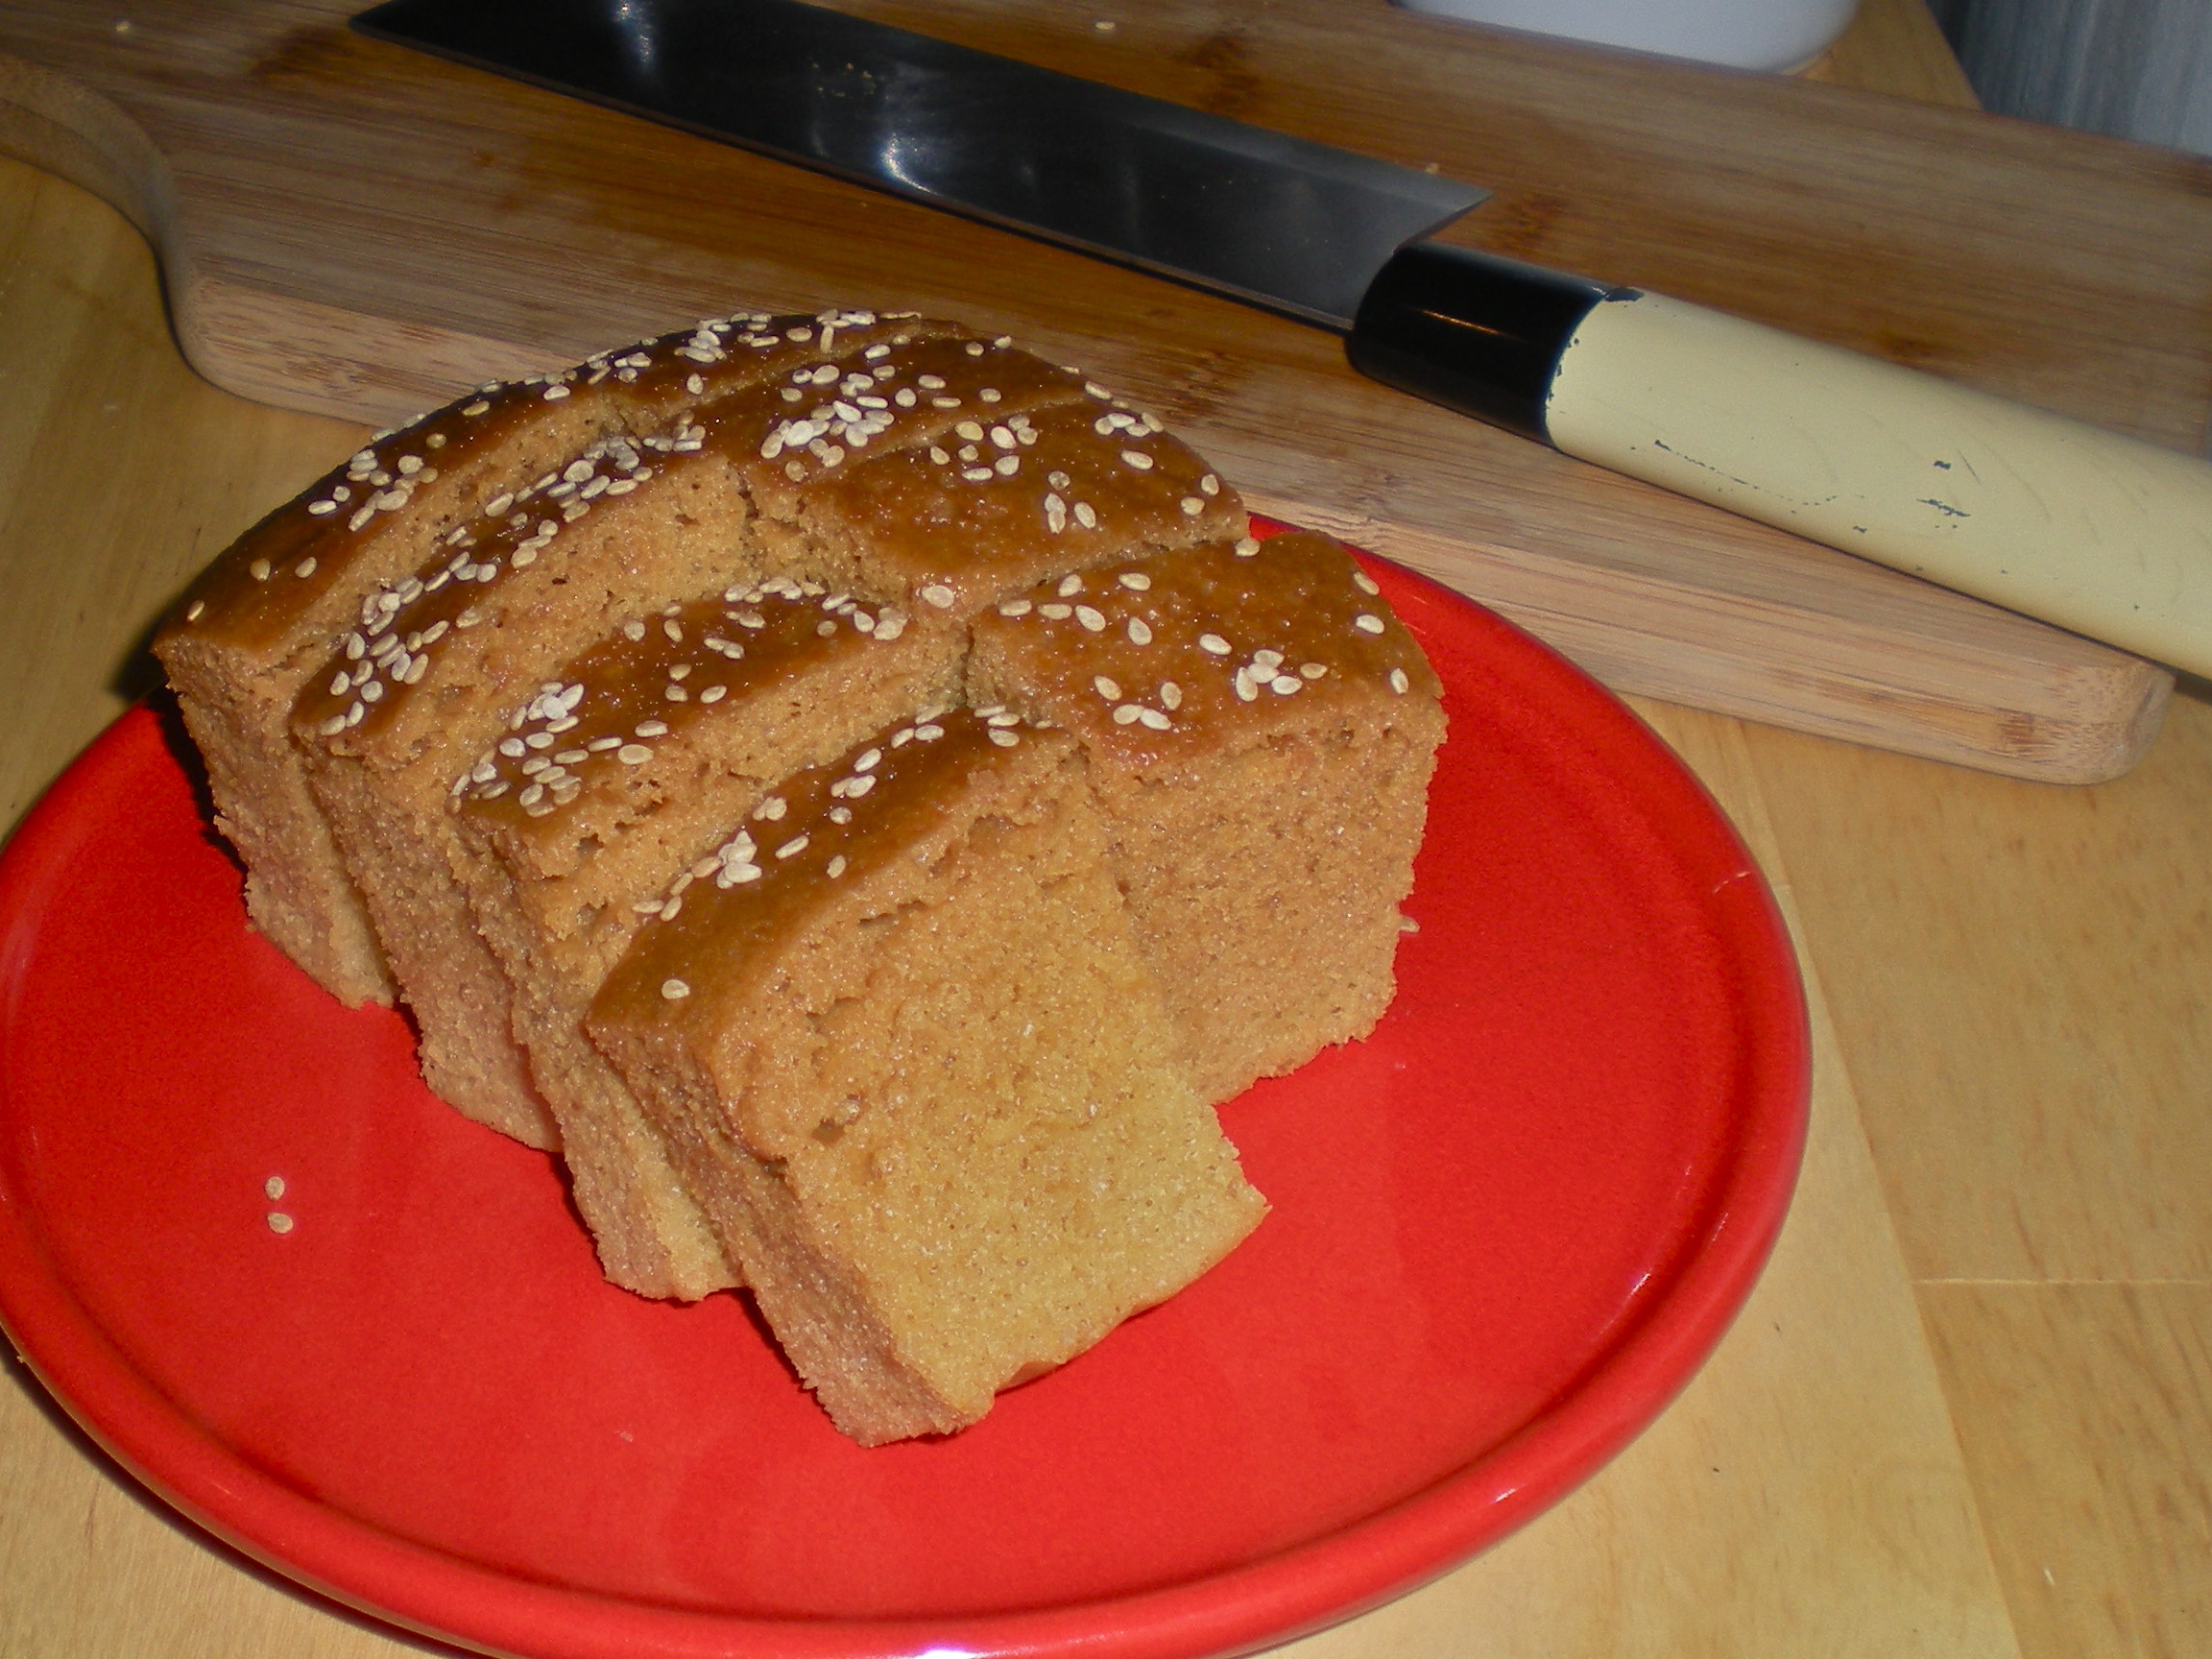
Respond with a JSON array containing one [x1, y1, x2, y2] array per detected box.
[[351, 0, 2212, 680]]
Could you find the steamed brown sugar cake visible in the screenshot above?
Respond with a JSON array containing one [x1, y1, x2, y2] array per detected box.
[[588, 709, 1267, 1444], [153, 308, 913, 1018], [285, 313, 992, 1148], [449, 581, 964, 1299], [968, 528, 1447, 1103]]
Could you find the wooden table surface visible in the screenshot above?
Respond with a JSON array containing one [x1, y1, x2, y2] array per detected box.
[[1, 2, 2205, 1655]]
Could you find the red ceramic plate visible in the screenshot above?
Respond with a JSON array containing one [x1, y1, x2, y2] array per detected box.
[[0, 555, 1806, 1659]]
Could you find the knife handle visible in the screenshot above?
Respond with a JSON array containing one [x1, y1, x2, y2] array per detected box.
[[1349, 241, 2212, 679]]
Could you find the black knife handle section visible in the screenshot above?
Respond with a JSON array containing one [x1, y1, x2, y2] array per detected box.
[[1347, 244, 1634, 444]]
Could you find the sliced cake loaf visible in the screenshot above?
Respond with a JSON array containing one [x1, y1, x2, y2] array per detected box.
[[589, 710, 1267, 1443], [160, 301, 1448, 1438]]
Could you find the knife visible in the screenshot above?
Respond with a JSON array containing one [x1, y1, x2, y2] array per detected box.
[[351, 0, 2212, 680]]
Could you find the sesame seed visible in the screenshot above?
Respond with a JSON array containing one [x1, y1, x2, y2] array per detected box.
[[265, 1175, 286, 1200], [635, 720, 669, 737], [1235, 537, 1262, 557], [1118, 571, 1151, 589], [998, 598, 1034, 617], [1180, 496, 1205, 516], [1271, 675, 1303, 695], [1075, 606, 1106, 632], [1120, 449, 1155, 470], [1199, 634, 1231, 655], [185, 599, 205, 621], [1302, 662, 1329, 679], [1200, 473, 1220, 495], [661, 978, 691, 999], [1040, 602, 1072, 620], [1390, 667, 1411, 694], [1073, 502, 1098, 530], [268, 1213, 294, 1235], [1138, 708, 1171, 730], [250, 558, 273, 582], [755, 795, 788, 820], [1354, 569, 1382, 595], [828, 854, 849, 878], [1113, 704, 1142, 725], [1354, 613, 1386, 634], [1160, 681, 1183, 709], [921, 584, 956, 609], [616, 744, 651, 764], [776, 835, 809, 858], [1094, 675, 1122, 700], [1126, 617, 1153, 645]]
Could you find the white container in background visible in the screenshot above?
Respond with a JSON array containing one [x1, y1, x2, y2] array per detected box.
[[1390, 0, 1861, 73]]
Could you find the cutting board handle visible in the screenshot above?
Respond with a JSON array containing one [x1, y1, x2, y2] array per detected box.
[[1351, 241, 2212, 679]]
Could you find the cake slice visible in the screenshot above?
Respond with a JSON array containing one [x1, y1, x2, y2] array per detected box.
[[968, 529, 1448, 1102], [589, 710, 1266, 1442]]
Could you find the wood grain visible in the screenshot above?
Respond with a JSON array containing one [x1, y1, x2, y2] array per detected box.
[[0, 0, 2201, 781], [1920, 1284, 2212, 1659], [1743, 686, 2212, 1285]]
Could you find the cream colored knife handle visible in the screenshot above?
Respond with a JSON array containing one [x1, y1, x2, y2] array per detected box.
[[1547, 291, 2212, 676], [1348, 242, 2212, 677]]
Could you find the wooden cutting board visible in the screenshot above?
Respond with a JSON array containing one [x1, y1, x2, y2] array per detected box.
[[4, 0, 2205, 781]]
